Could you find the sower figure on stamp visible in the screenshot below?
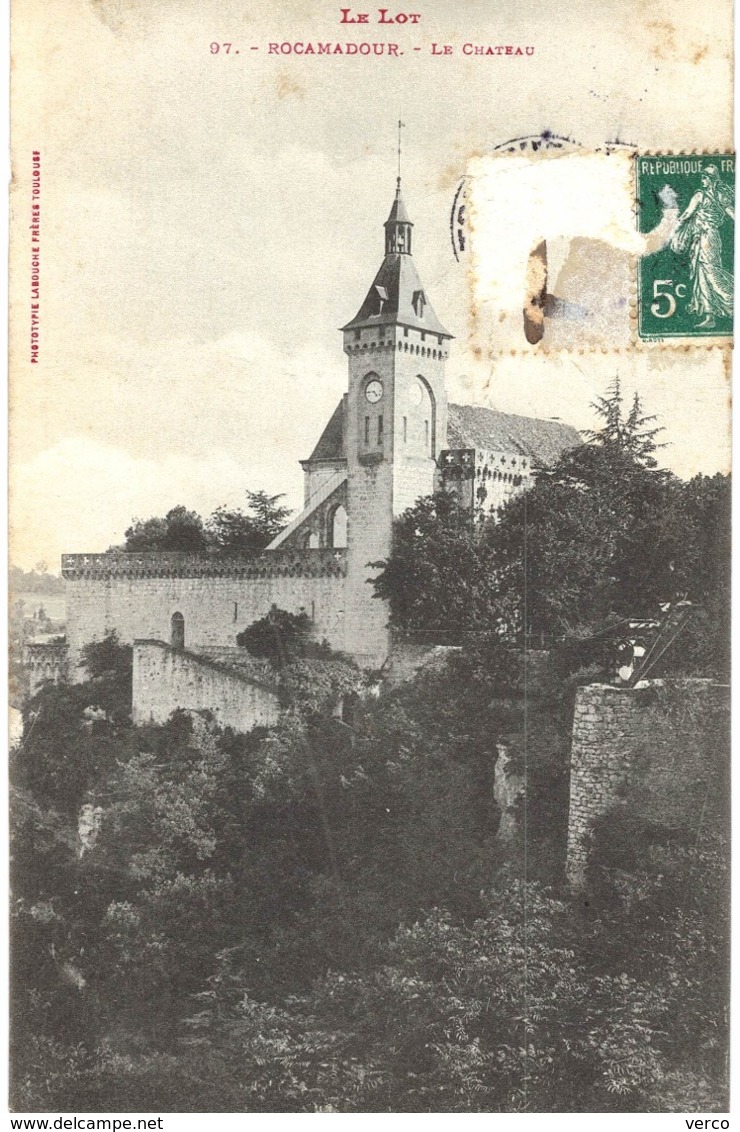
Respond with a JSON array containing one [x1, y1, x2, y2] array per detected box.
[[670, 164, 735, 328]]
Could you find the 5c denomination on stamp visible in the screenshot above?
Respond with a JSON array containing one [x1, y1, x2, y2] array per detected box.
[[636, 154, 734, 339]]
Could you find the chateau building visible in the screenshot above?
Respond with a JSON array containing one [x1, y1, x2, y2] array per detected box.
[[60, 177, 579, 721]]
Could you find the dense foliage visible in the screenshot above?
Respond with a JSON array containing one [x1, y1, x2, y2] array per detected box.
[[373, 382, 730, 676], [121, 491, 291, 556], [237, 608, 329, 667], [10, 632, 729, 1112], [370, 491, 499, 635]]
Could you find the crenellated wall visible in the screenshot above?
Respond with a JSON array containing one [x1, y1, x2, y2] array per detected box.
[[63, 550, 349, 674], [132, 640, 281, 732], [61, 548, 346, 580], [438, 447, 533, 521], [24, 641, 69, 697]]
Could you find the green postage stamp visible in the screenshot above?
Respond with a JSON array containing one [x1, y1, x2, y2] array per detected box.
[[636, 153, 735, 339]]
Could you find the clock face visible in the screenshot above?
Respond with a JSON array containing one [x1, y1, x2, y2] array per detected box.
[[365, 379, 383, 404]]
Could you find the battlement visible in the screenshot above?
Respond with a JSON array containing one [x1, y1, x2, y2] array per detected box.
[[24, 640, 69, 697], [439, 447, 531, 484], [61, 548, 347, 581], [438, 447, 533, 521]]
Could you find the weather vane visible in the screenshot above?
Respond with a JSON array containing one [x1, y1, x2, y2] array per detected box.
[[397, 118, 405, 185]]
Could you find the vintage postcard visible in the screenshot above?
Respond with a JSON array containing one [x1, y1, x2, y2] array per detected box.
[[8, 0, 733, 1118]]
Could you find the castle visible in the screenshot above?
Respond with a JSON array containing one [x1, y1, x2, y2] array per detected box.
[[57, 175, 579, 722]]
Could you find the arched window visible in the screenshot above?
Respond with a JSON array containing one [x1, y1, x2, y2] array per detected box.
[[329, 504, 348, 548], [406, 376, 437, 457], [171, 612, 185, 650]]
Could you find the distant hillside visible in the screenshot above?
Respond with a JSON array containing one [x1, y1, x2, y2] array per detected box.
[[10, 564, 66, 596]]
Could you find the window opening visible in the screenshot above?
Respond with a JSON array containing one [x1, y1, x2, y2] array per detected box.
[[171, 612, 185, 650]]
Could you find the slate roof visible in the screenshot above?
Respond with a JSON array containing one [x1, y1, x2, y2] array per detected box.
[[304, 398, 580, 470], [342, 254, 452, 337], [447, 404, 581, 468], [304, 399, 345, 463], [385, 186, 412, 226]]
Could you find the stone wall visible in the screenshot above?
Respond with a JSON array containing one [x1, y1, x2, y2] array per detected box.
[[438, 447, 533, 522], [277, 479, 348, 551], [385, 632, 461, 684], [192, 646, 274, 683], [343, 325, 449, 669], [566, 680, 729, 889], [133, 640, 281, 732], [63, 550, 348, 675], [24, 641, 69, 697], [393, 454, 438, 519], [345, 455, 395, 667]]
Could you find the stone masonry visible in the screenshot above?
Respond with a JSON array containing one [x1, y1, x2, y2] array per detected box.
[[62, 549, 349, 673], [133, 640, 281, 731], [566, 680, 729, 889]]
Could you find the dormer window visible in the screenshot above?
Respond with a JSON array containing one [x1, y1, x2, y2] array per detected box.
[[413, 290, 426, 318], [375, 285, 388, 315]]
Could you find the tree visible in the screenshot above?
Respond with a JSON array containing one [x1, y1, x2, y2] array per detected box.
[[13, 633, 134, 811], [666, 473, 731, 676], [158, 853, 727, 1113], [583, 376, 665, 466], [371, 492, 501, 636], [11, 641, 729, 1112], [483, 444, 678, 640], [481, 382, 724, 647], [124, 506, 210, 553], [372, 381, 728, 678], [78, 630, 134, 722], [237, 607, 325, 667], [207, 490, 292, 556], [9, 563, 66, 595], [121, 491, 291, 556]]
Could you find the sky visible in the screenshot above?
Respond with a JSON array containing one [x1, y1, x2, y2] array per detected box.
[[9, 0, 733, 570]]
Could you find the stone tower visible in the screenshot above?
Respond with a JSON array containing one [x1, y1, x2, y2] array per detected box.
[[341, 178, 453, 665]]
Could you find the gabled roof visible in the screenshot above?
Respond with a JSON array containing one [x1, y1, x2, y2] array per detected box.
[[302, 398, 580, 470], [342, 254, 452, 337], [304, 398, 346, 463], [447, 404, 581, 468]]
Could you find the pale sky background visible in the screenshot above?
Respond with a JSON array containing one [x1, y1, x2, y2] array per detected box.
[[9, 0, 733, 570]]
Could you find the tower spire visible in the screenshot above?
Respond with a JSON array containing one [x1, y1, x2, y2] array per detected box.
[[385, 122, 412, 255], [340, 138, 452, 338]]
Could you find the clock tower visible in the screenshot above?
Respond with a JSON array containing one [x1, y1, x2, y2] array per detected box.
[[341, 177, 453, 665]]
